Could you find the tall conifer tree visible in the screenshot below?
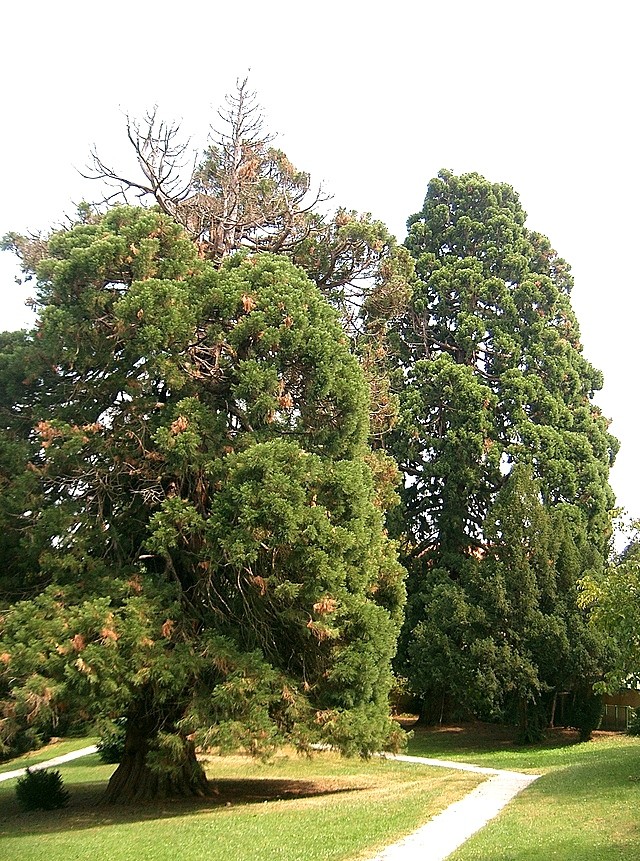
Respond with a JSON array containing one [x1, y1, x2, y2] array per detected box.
[[393, 170, 616, 723]]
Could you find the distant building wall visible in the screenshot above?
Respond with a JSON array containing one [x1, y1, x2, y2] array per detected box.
[[603, 689, 640, 708]]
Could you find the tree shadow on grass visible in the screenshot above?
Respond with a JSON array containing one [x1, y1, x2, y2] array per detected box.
[[0, 776, 367, 837], [409, 722, 594, 757]]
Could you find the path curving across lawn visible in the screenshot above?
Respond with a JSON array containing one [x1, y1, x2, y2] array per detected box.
[[367, 754, 538, 861], [407, 724, 640, 861], [0, 745, 98, 783]]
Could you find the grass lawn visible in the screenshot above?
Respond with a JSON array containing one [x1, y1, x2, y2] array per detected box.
[[0, 742, 481, 861], [408, 723, 640, 860], [4, 726, 637, 860]]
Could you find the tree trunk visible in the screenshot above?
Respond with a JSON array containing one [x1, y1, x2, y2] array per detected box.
[[104, 710, 212, 804], [418, 690, 456, 725], [518, 697, 529, 741], [549, 691, 557, 728]]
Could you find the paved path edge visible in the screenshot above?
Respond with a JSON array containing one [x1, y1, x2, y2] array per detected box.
[[0, 745, 98, 782]]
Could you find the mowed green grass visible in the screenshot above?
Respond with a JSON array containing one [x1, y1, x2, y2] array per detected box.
[[409, 724, 640, 860], [0, 743, 481, 861], [5, 727, 637, 861]]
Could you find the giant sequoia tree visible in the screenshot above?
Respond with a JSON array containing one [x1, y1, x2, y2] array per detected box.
[[0, 207, 405, 800], [393, 170, 617, 728]]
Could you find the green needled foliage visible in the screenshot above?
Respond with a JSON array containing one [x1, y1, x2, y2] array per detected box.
[[15, 767, 70, 811], [0, 207, 405, 801], [393, 170, 616, 725]]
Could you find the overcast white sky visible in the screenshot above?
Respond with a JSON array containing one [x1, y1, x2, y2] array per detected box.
[[1, 0, 638, 534]]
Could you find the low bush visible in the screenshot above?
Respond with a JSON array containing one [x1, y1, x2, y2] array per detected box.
[[15, 768, 70, 811]]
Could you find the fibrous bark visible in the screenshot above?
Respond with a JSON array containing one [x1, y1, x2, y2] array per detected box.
[[105, 718, 211, 804]]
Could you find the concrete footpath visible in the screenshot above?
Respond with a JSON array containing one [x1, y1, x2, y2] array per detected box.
[[0, 745, 98, 782], [368, 753, 540, 861]]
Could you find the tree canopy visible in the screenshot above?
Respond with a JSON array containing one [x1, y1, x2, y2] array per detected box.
[[580, 528, 640, 693], [0, 207, 405, 801], [391, 170, 617, 733]]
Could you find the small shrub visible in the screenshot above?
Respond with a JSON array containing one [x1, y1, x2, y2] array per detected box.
[[567, 692, 603, 742], [626, 709, 640, 736], [97, 718, 126, 763], [15, 768, 70, 811], [516, 714, 547, 745]]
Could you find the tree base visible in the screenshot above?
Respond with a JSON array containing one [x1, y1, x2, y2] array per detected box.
[[104, 745, 212, 804]]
